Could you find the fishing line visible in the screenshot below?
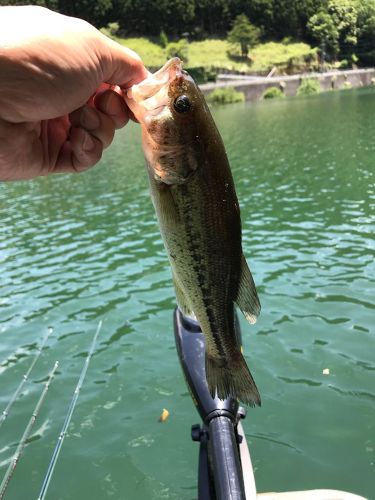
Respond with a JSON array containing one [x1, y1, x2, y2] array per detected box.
[[37, 320, 102, 500], [0, 327, 53, 430], [0, 361, 59, 500]]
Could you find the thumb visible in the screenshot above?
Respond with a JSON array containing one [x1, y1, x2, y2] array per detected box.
[[98, 33, 148, 89]]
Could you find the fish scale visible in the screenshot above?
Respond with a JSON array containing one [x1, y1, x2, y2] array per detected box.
[[126, 58, 261, 405]]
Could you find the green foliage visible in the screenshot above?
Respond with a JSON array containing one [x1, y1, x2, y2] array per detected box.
[[307, 10, 340, 58], [12, 0, 374, 71], [262, 86, 285, 99], [107, 21, 119, 36], [328, 0, 359, 48], [1, 0, 58, 7], [115, 37, 166, 68], [307, 0, 375, 63], [109, 0, 195, 37], [207, 87, 245, 105], [297, 79, 321, 96], [194, 0, 232, 36], [351, 53, 358, 63], [252, 42, 318, 73], [186, 67, 217, 84], [58, 0, 112, 27], [101, 36, 315, 74], [360, 50, 375, 66], [356, 1, 375, 65], [337, 58, 350, 68], [227, 15, 260, 58], [159, 30, 168, 48], [166, 39, 189, 63], [188, 40, 243, 69]]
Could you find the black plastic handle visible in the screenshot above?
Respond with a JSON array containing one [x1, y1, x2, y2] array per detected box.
[[208, 415, 246, 500]]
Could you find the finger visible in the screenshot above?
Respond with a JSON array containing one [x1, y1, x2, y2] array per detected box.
[[70, 127, 103, 170], [54, 127, 103, 174], [69, 105, 115, 149], [99, 33, 148, 88], [94, 89, 129, 129], [88, 83, 111, 106]]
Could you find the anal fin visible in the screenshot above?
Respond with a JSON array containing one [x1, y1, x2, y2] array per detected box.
[[235, 254, 261, 324]]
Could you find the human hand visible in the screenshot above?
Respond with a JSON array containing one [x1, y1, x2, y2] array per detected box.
[[0, 6, 148, 181]]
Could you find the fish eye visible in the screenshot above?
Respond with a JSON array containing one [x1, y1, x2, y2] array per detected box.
[[174, 95, 192, 113]]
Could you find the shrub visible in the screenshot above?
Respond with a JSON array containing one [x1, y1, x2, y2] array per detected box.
[[207, 87, 245, 105], [100, 25, 118, 40], [338, 59, 350, 69], [262, 86, 285, 99], [105, 22, 119, 37], [297, 79, 321, 96], [159, 30, 168, 48], [166, 39, 189, 63], [187, 66, 217, 84]]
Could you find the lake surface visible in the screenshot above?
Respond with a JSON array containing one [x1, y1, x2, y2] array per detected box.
[[0, 87, 374, 499]]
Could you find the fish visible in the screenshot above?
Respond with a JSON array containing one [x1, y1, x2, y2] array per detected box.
[[125, 58, 261, 406]]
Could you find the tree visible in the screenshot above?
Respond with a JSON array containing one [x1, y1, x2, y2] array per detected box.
[[0, 0, 58, 7], [328, 0, 359, 56], [227, 14, 260, 58], [307, 10, 340, 59], [356, 0, 375, 65], [307, 1, 364, 61], [58, 0, 112, 27], [108, 0, 195, 36], [195, 0, 231, 36]]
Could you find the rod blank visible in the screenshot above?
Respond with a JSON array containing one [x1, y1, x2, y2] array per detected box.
[[37, 320, 102, 500], [0, 328, 53, 430], [0, 361, 59, 500]]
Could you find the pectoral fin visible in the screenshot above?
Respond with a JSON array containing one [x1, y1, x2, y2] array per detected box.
[[235, 254, 261, 324]]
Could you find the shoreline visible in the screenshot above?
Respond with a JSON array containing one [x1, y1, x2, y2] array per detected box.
[[199, 68, 375, 101]]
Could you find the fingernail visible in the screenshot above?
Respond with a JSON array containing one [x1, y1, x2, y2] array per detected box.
[[81, 106, 100, 130], [82, 131, 95, 152]]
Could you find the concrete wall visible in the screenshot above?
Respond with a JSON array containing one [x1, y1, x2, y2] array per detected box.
[[200, 69, 375, 101]]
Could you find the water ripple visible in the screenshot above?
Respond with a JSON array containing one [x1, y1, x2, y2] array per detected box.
[[0, 88, 374, 499]]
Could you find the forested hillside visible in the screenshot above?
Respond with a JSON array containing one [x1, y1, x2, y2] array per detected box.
[[2, 0, 374, 65]]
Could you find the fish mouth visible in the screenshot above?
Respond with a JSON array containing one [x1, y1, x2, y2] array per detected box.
[[126, 58, 183, 121]]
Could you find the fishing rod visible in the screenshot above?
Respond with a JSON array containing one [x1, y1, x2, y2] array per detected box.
[[0, 361, 59, 500], [0, 327, 53, 430], [37, 320, 102, 500]]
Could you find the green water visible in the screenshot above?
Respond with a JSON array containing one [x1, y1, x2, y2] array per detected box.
[[0, 88, 374, 499]]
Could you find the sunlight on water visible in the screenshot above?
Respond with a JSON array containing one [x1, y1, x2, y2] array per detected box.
[[0, 88, 374, 498]]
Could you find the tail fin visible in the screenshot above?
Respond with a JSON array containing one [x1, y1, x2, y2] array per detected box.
[[205, 353, 261, 406]]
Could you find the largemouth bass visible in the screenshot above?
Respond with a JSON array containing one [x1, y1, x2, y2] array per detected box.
[[126, 58, 261, 405]]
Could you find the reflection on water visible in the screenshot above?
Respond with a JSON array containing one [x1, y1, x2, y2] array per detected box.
[[0, 88, 374, 498]]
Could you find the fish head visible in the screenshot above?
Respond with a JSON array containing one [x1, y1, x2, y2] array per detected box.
[[126, 58, 204, 185]]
